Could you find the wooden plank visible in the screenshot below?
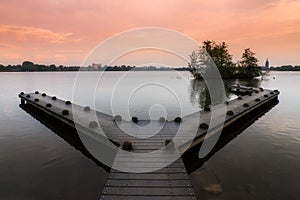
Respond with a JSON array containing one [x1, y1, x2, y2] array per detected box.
[[107, 172, 191, 180], [102, 187, 194, 196], [100, 195, 196, 200], [106, 179, 192, 187]]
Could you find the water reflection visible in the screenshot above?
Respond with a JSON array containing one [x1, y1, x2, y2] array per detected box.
[[189, 79, 211, 109], [19, 103, 111, 172], [2, 71, 298, 200], [189, 78, 262, 109]]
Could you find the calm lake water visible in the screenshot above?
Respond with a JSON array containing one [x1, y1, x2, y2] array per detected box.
[[0, 71, 299, 199]]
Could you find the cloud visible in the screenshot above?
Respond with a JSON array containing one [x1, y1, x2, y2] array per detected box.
[[229, 0, 280, 10], [0, 0, 300, 65], [0, 25, 73, 43], [3, 53, 22, 59]]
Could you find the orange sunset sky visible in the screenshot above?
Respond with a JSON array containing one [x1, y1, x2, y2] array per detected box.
[[0, 0, 300, 66]]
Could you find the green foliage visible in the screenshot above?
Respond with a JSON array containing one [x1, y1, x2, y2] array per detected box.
[[203, 41, 234, 69], [0, 62, 190, 72], [238, 48, 261, 78], [188, 47, 212, 79], [271, 65, 300, 71], [240, 48, 259, 68], [189, 41, 262, 79], [189, 40, 236, 79], [0, 62, 80, 72]]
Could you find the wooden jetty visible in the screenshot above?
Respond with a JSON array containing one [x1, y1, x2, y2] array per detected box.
[[18, 86, 279, 199]]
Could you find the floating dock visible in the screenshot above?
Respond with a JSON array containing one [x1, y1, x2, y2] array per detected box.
[[18, 86, 279, 199]]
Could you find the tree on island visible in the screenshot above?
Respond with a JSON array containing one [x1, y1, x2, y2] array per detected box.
[[188, 41, 261, 79], [189, 40, 235, 79], [203, 41, 236, 78], [240, 48, 258, 67], [238, 48, 261, 77], [202, 41, 234, 68], [188, 47, 212, 79]]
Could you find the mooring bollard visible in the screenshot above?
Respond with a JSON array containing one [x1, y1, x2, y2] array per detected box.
[[26, 94, 30, 98], [132, 117, 138, 123], [227, 110, 234, 116], [35, 91, 39, 94], [174, 117, 181, 123], [42, 93, 46, 97], [122, 141, 132, 151], [264, 94, 269, 98], [243, 103, 249, 107], [34, 98, 39, 102], [260, 88, 264, 92], [159, 117, 166, 123], [52, 96, 57, 100], [84, 106, 91, 112], [62, 110, 69, 116], [20, 92, 24, 95], [200, 123, 209, 130], [89, 121, 98, 129], [46, 103, 52, 108], [114, 115, 122, 122], [238, 96, 243, 100], [255, 98, 261, 102], [65, 101, 72, 105]]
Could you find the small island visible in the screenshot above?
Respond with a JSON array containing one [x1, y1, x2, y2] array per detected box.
[[188, 40, 262, 79]]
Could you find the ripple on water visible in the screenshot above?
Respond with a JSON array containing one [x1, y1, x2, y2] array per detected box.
[[272, 142, 286, 151], [41, 156, 63, 169], [293, 136, 300, 143], [287, 155, 299, 162]]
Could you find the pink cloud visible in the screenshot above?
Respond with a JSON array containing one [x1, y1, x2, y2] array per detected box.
[[0, 25, 73, 43], [0, 0, 299, 66]]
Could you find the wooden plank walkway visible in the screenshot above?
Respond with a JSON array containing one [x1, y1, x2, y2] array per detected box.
[[101, 158, 196, 200], [100, 122, 197, 199], [18, 86, 280, 200]]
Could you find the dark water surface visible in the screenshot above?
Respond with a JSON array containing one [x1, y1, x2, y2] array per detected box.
[[0, 71, 299, 199], [0, 72, 108, 200], [190, 72, 300, 200]]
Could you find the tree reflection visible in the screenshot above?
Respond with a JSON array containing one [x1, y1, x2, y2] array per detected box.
[[189, 78, 262, 109]]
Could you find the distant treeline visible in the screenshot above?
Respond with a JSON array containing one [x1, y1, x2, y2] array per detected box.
[[1, 61, 299, 72], [0, 61, 79, 72], [0, 61, 189, 72], [270, 65, 300, 71]]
